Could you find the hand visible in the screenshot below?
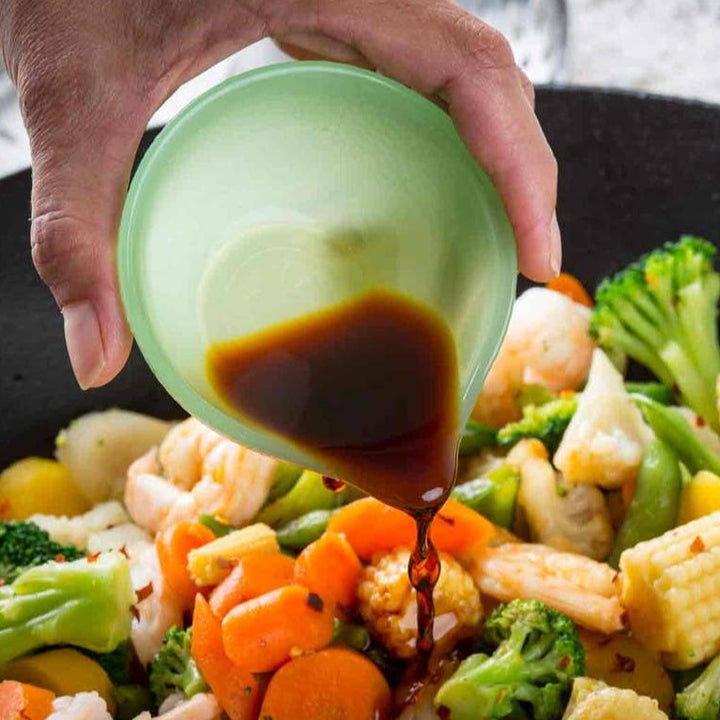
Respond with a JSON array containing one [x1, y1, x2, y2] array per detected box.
[[1, 0, 559, 389]]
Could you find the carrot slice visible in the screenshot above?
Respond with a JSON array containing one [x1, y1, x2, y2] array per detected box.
[[328, 497, 494, 560], [191, 596, 261, 720], [210, 550, 295, 618], [157, 521, 215, 610], [259, 647, 392, 720], [546, 272, 594, 308], [431, 498, 496, 555], [0, 680, 55, 720], [221, 584, 334, 673], [294, 532, 361, 615]]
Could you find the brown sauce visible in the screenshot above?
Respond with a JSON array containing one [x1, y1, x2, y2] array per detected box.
[[206, 289, 460, 661]]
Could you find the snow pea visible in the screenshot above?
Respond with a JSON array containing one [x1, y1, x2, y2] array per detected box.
[[633, 395, 720, 476], [608, 436, 682, 568]]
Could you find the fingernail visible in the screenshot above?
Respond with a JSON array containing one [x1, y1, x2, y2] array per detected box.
[[62, 300, 105, 390], [549, 212, 562, 277]]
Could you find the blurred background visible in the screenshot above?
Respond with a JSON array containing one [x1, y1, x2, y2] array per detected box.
[[1, 0, 718, 179]]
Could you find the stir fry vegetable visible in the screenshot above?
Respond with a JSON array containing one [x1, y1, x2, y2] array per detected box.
[[435, 599, 584, 720], [5, 236, 720, 719]]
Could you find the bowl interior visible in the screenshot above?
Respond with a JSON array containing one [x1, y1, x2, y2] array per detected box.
[[118, 62, 516, 467]]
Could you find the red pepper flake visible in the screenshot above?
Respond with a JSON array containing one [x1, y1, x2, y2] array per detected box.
[[559, 655, 570, 669], [119, 545, 130, 559], [613, 653, 636, 673], [130, 604, 140, 621], [437, 707, 451, 720], [87, 552, 101, 563], [691, 536, 706, 554], [54, 553, 66, 563], [437, 514, 455, 526], [696, 415, 706, 428], [136, 582, 153, 602], [306, 592, 324, 613]]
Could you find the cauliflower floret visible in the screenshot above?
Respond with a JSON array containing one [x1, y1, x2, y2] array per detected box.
[[554, 349, 652, 488], [357, 549, 482, 658], [47, 692, 113, 720], [134, 693, 222, 720], [562, 677, 668, 720], [29, 501, 130, 549], [86, 522, 152, 555], [515, 443, 613, 560]]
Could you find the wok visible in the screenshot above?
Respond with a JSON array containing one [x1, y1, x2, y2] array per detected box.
[[2, 86, 720, 466]]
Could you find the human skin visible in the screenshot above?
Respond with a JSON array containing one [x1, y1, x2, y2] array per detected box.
[[0, 0, 560, 389]]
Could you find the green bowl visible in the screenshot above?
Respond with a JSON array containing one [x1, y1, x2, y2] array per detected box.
[[118, 61, 517, 468]]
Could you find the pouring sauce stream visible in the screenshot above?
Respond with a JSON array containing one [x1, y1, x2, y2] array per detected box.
[[206, 289, 460, 662]]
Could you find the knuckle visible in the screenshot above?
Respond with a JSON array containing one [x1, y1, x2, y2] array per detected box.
[[449, 12, 515, 71], [30, 211, 95, 301]]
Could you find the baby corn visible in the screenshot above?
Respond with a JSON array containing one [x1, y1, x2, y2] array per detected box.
[[188, 523, 278, 586], [619, 511, 720, 668]]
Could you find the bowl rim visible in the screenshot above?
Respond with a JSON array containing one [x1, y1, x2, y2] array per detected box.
[[118, 60, 517, 459]]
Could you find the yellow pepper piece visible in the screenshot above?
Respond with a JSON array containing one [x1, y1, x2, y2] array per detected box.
[[678, 470, 720, 524], [0, 457, 90, 520], [3, 648, 115, 714]]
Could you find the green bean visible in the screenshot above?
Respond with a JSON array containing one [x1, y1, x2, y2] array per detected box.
[[608, 436, 682, 568], [331, 618, 370, 652], [276, 509, 335, 550], [624, 381, 674, 405], [451, 465, 520, 529], [258, 470, 339, 527], [450, 478, 494, 512], [632, 395, 720, 475], [459, 420, 498, 457], [266, 461, 304, 501], [199, 514, 234, 537]]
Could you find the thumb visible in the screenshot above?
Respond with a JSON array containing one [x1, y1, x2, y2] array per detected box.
[[26, 90, 147, 389]]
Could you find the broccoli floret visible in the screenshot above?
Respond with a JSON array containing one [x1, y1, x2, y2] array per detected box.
[[591, 236, 720, 430], [497, 396, 578, 453], [0, 520, 85, 583], [0, 552, 135, 666], [148, 626, 208, 708], [675, 652, 720, 720], [459, 421, 498, 457], [434, 599, 584, 720]]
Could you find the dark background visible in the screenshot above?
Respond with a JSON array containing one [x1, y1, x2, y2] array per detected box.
[[2, 87, 719, 464]]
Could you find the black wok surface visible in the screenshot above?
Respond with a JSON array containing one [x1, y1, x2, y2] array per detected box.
[[1, 86, 720, 466]]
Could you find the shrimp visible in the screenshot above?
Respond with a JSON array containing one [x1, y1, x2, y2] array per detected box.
[[472, 288, 595, 427], [124, 470, 184, 534], [133, 694, 222, 720], [469, 543, 624, 635], [158, 418, 225, 491], [124, 418, 279, 532], [127, 541, 184, 666]]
